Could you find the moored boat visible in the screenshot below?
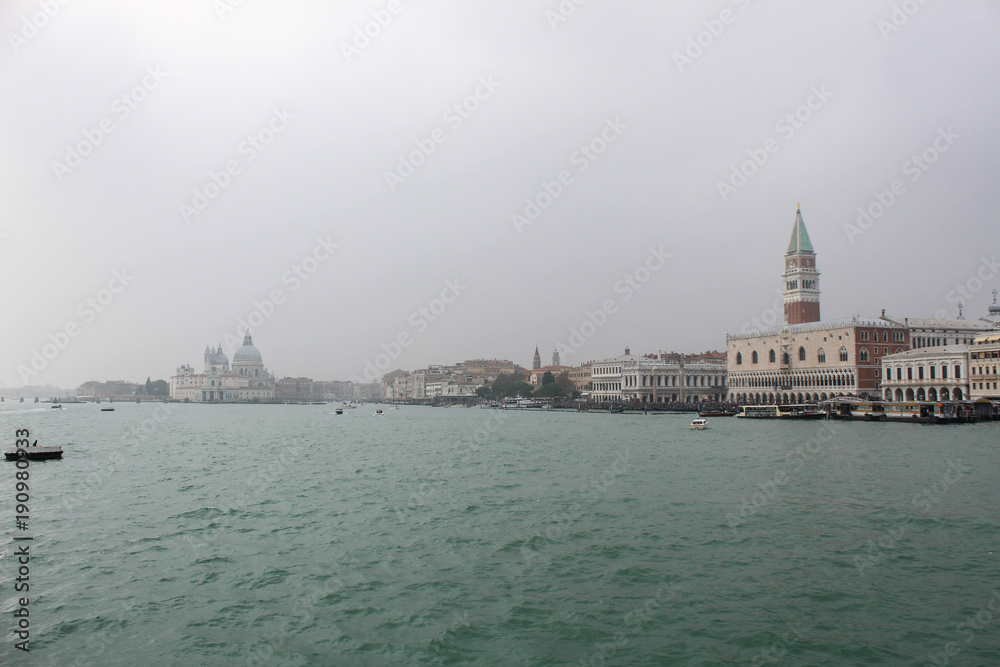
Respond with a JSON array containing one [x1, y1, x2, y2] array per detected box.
[[5, 446, 63, 461], [736, 404, 826, 419], [826, 398, 976, 424]]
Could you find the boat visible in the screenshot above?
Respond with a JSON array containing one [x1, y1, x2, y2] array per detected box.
[[690, 418, 708, 430], [5, 446, 63, 461], [374, 409, 383, 416], [826, 398, 975, 424], [101, 408, 115, 412], [51, 404, 63, 409], [335, 408, 344, 415], [391, 405, 400, 410], [698, 410, 736, 417], [736, 404, 826, 419]]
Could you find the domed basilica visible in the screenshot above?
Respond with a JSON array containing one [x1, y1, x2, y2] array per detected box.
[[169, 333, 276, 402]]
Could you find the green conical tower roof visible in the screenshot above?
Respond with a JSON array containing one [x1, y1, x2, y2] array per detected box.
[[786, 206, 814, 254]]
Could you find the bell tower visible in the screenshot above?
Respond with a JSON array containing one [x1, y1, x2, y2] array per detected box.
[[782, 205, 821, 325]]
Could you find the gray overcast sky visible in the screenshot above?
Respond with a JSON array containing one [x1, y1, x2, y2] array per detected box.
[[2, 0, 999, 389]]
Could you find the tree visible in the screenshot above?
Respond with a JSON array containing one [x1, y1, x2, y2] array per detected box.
[[483, 373, 532, 398], [533, 381, 564, 398], [555, 372, 574, 396], [147, 380, 169, 396], [542, 371, 555, 386], [507, 382, 535, 398]]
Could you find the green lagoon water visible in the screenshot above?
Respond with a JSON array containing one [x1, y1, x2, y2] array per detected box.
[[1, 402, 999, 666]]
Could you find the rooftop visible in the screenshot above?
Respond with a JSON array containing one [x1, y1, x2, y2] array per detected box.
[[728, 316, 904, 341], [883, 346, 970, 360], [786, 207, 814, 254]]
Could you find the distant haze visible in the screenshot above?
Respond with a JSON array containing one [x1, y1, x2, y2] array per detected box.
[[2, 0, 999, 388]]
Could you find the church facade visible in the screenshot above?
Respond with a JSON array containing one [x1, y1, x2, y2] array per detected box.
[[169, 333, 277, 402]]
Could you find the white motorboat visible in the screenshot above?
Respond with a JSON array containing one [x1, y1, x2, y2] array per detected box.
[[689, 418, 708, 430]]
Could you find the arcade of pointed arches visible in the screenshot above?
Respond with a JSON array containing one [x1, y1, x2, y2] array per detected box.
[[728, 368, 856, 404]]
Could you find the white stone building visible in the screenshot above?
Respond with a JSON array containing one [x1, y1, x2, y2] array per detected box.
[[589, 347, 728, 403], [881, 346, 969, 402], [969, 334, 1000, 401]]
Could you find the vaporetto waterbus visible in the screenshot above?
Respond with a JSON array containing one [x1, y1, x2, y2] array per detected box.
[[735, 404, 827, 419], [824, 398, 978, 423]]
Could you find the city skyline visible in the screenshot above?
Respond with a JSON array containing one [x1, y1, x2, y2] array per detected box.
[[4, 1, 1000, 389]]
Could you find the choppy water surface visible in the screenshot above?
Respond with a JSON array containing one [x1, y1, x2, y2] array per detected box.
[[1, 402, 999, 665]]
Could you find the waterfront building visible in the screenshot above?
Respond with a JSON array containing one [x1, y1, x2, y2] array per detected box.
[[878, 313, 996, 349], [352, 382, 384, 400], [621, 355, 727, 404], [567, 363, 593, 391], [276, 377, 316, 401], [727, 209, 910, 404], [462, 359, 518, 376], [382, 370, 410, 400], [169, 333, 276, 402], [590, 347, 726, 403], [969, 334, 1000, 401], [589, 347, 637, 402], [728, 318, 910, 404], [76, 380, 140, 399], [881, 346, 969, 402]]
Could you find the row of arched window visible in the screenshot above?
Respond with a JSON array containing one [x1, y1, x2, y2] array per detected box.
[[735, 347, 849, 365]]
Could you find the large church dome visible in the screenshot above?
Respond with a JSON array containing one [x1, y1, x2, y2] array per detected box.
[[233, 332, 263, 362]]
